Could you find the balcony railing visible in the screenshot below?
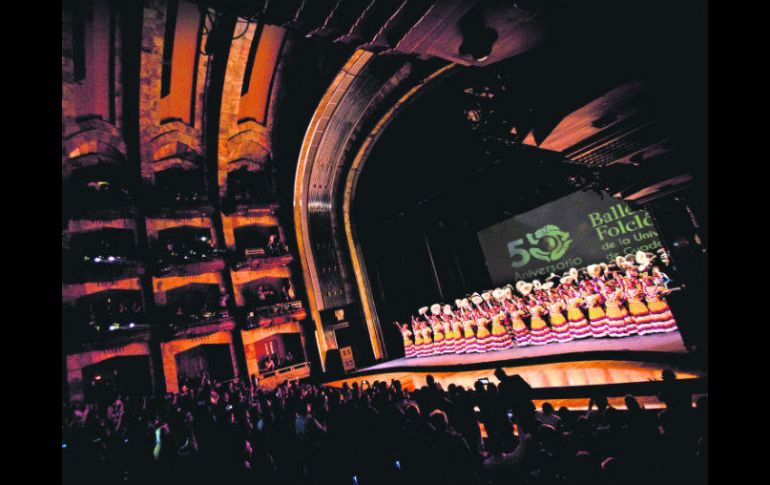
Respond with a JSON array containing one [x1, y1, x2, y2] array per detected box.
[[62, 253, 142, 283], [166, 308, 230, 333], [63, 315, 151, 352], [257, 362, 311, 390], [148, 189, 212, 212], [226, 188, 278, 207], [244, 301, 304, 329], [64, 185, 134, 217], [231, 245, 291, 270], [154, 248, 226, 276]]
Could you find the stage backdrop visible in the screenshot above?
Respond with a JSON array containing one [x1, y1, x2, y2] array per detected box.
[[478, 191, 664, 285]]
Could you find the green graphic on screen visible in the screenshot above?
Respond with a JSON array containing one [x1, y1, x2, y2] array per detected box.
[[478, 191, 663, 285]]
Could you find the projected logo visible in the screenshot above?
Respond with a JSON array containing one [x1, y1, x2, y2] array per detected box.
[[507, 224, 573, 268]]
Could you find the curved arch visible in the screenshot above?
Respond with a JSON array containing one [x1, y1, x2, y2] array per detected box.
[[293, 50, 375, 368], [226, 137, 271, 172], [342, 63, 457, 361], [64, 139, 126, 176], [293, 49, 455, 366]]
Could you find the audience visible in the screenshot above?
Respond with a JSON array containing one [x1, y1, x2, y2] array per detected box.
[[62, 368, 707, 484]]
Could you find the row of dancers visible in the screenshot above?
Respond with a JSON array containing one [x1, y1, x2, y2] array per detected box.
[[395, 253, 678, 359]]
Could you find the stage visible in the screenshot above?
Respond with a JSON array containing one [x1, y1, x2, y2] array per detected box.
[[325, 333, 706, 409]]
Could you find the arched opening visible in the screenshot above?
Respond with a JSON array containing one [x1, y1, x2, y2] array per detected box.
[[63, 289, 147, 351], [81, 355, 152, 403], [154, 225, 216, 268], [225, 165, 275, 208], [163, 283, 227, 331], [289, 3, 706, 365], [251, 333, 305, 374], [345, 6, 706, 359], [153, 165, 208, 207], [63, 228, 139, 282], [174, 343, 234, 386], [233, 224, 284, 257], [64, 162, 133, 215]]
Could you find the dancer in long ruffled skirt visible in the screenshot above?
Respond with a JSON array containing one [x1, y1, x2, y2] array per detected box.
[[490, 312, 514, 351], [603, 280, 630, 337], [474, 317, 495, 353], [643, 276, 678, 333], [420, 323, 434, 356], [396, 322, 416, 358], [623, 278, 650, 336], [412, 321, 425, 357], [584, 285, 609, 338], [430, 320, 446, 355], [547, 290, 573, 343], [462, 318, 479, 353], [528, 298, 556, 345], [565, 288, 591, 339], [509, 303, 531, 347], [441, 307, 456, 355], [452, 318, 466, 354], [490, 289, 515, 351]]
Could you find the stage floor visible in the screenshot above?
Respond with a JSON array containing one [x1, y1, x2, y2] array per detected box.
[[364, 332, 687, 371], [325, 333, 704, 407]]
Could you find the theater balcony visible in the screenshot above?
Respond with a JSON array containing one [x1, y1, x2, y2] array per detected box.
[[230, 269, 305, 327], [149, 224, 225, 277], [145, 164, 213, 217], [243, 300, 306, 329], [62, 224, 143, 284], [62, 163, 135, 220], [249, 333, 310, 390], [221, 165, 279, 214], [157, 282, 235, 339], [62, 289, 151, 353], [228, 223, 291, 270]]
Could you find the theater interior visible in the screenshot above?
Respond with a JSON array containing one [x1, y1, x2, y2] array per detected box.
[[61, 1, 707, 482]]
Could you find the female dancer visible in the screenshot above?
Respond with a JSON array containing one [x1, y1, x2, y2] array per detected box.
[[430, 319, 446, 355], [564, 281, 591, 339], [395, 322, 415, 358], [527, 293, 555, 345], [642, 275, 679, 333], [411, 317, 425, 357], [622, 275, 648, 336], [441, 305, 457, 355], [490, 289, 514, 351], [475, 316, 494, 353], [603, 279, 630, 337], [583, 281, 609, 338], [429, 304, 446, 355], [547, 286, 573, 343], [510, 298, 532, 347], [462, 317, 479, 353], [452, 316, 467, 354], [472, 294, 495, 353], [420, 321, 434, 356]]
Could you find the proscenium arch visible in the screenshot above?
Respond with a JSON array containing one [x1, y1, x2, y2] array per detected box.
[[293, 48, 456, 368], [342, 63, 457, 361]]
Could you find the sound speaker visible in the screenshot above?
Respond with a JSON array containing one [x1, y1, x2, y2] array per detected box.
[[324, 349, 344, 377]]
